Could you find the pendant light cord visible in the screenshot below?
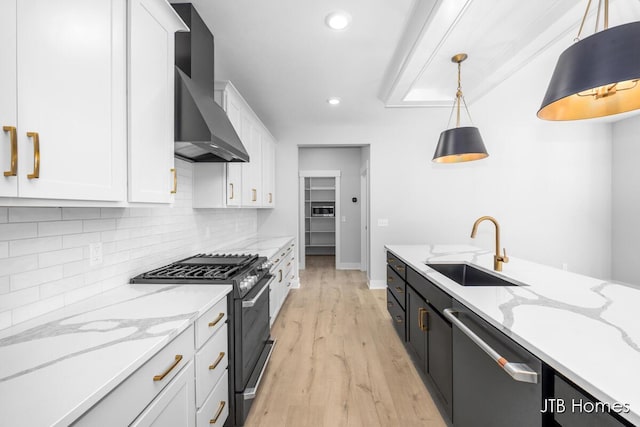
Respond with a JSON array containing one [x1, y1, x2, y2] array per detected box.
[[456, 61, 462, 127], [576, 0, 609, 41]]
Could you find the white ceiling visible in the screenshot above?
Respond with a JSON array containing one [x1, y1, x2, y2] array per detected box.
[[185, 0, 640, 137]]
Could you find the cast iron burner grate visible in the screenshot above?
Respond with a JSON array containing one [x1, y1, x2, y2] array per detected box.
[[139, 253, 259, 281]]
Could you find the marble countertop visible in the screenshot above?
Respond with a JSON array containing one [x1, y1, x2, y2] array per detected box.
[[0, 283, 231, 427], [386, 244, 640, 425], [219, 235, 294, 260]]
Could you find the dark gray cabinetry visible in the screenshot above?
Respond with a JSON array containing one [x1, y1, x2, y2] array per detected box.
[[554, 375, 628, 427], [450, 300, 543, 427], [405, 268, 453, 420], [386, 252, 407, 341]]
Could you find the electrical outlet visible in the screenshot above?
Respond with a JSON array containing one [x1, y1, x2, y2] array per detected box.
[[89, 242, 103, 266]]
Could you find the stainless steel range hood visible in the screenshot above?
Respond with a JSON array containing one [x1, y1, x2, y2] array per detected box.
[[172, 3, 249, 162]]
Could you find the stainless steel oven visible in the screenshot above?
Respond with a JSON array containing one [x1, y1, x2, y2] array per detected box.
[[311, 205, 334, 217]]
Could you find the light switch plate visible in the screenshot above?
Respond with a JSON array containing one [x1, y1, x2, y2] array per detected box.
[[89, 242, 103, 266], [377, 218, 389, 227]]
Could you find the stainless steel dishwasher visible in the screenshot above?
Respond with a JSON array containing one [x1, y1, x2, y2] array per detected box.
[[444, 300, 546, 427]]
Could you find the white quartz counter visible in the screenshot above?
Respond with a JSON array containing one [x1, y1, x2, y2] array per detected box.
[[219, 236, 294, 260], [0, 283, 231, 427], [386, 244, 640, 425]]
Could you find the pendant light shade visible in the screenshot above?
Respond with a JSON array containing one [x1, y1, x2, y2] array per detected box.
[[432, 53, 489, 163], [538, 1, 640, 120], [433, 127, 488, 163]]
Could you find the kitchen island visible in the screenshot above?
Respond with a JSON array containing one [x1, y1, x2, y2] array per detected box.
[[386, 244, 640, 426]]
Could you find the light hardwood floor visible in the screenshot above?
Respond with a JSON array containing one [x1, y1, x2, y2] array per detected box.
[[245, 255, 447, 427]]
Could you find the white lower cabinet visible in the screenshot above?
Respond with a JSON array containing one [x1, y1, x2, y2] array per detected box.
[[197, 371, 229, 427], [75, 294, 230, 426], [269, 239, 297, 325], [131, 361, 195, 427]]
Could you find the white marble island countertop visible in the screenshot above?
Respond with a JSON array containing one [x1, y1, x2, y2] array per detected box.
[[386, 244, 640, 425], [0, 283, 231, 427]]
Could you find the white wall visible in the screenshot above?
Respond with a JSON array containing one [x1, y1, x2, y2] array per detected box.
[[612, 115, 640, 284], [299, 147, 362, 266], [0, 159, 257, 331], [257, 33, 612, 287]]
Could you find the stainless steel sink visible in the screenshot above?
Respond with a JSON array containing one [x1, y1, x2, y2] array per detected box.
[[427, 263, 518, 286]]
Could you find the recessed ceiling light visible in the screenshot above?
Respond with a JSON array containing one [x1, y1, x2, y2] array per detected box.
[[327, 97, 341, 105], [325, 11, 351, 31]]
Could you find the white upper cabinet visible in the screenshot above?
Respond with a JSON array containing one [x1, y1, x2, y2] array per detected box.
[[128, 0, 187, 203], [0, 0, 17, 198], [9, 0, 128, 201], [194, 81, 276, 209]]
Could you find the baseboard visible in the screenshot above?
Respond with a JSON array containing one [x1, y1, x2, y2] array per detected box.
[[337, 262, 361, 270], [368, 279, 386, 289], [291, 278, 300, 289]]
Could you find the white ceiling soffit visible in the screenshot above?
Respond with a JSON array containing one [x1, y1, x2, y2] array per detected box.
[[380, 0, 640, 108]]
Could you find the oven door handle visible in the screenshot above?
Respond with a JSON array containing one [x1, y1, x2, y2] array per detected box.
[[242, 280, 270, 308], [243, 339, 276, 400]]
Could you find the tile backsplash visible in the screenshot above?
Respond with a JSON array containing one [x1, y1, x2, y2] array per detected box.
[[0, 159, 257, 330]]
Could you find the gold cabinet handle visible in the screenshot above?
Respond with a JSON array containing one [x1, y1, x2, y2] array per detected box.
[[418, 308, 428, 332], [208, 312, 225, 328], [209, 352, 225, 370], [395, 286, 404, 294], [387, 276, 394, 282], [153, 354, 183, 381], [395, 315, 403, 324], [286, 261, 291, 267], [268, 192, 272, 203], [26, 132, 39, 179], [387, 301, 393, 307], [229, 183, 234, 200], [278, 269, 283, 282], [170, 168, 177, 193], [251, 188, 257, 201], [396, 265, 405, 271], [3, 126, 17, 177], [209, 401, 226, 424]]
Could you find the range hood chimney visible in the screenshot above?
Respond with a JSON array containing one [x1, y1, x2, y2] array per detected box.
[[172, 3, 249, 162]]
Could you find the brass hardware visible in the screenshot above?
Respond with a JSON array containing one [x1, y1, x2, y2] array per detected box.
[[208, 312, 225, 328], [153, 354, 183, 381], [251, 188, 257, 202], [170, 168, 177, 193], [387, 301, 393, 307], [395, 316, 403, 324], [274, 258, 280, 263], [395, 286, 404, 294], [229, 183, 234, 200], [268, 192, 272, 203], [286, 262, 291, 267], [26, 132, 39, 179], [210, 401, 226, 424], [388, 258, 396, 263], [470, 215, 509, 272], [451, 53, 469, 128], [387, 276, 393, 282], [396, 266, 405, 271], [281, 252, 285, 256], [209, 352, 225, 370], [3, 126, 17, 177], [418, 308, 428, 331], [278, 269, 283, 282]]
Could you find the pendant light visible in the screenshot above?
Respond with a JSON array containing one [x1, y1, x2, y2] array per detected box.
[[538, 0, 640, 120], [433, 53, 488, 163]]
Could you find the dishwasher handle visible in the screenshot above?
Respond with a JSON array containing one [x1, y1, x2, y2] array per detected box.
[[443, 308, 538, 384]]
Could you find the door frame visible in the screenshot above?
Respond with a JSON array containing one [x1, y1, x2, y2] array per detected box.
[[360, 161, 370, 277], [299, 170, 341, 271]]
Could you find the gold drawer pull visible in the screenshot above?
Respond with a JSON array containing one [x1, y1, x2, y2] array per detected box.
[[395, 286, 404, 294], [208, 312, 225, 328], [153, 354, 183, 381], [387, 301, 393, 307], [418, 308, 428, 332], [286, 262, 291, 267], [395, 316, 403, 324], [387, 276, 394, 282], [396, 265, 405, 271], [3, 126, 17, 177], [210, 401, 226, 424], [209, 352, 225, 370], [268, 192, 272, 203], [170, 168, 177, 193], [251, 188, 257, 202], [26, 131, 39, 179], [388, 258, 396, 263], [274, 258, 280, 263], [229, 183, 234, 200]]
